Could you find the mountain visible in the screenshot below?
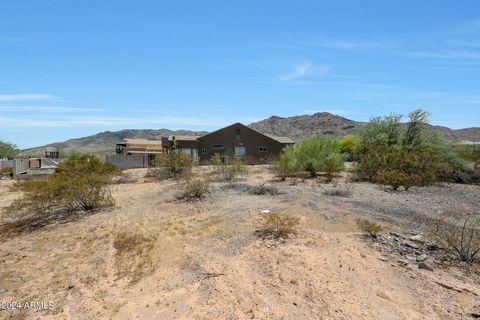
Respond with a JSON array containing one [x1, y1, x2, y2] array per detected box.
[[21, 112, 480, 155], [249, 112, 360, 142], [21, 129, 208, 156]]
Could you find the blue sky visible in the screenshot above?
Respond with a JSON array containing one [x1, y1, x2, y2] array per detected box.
[[1, 0, 480, 148]]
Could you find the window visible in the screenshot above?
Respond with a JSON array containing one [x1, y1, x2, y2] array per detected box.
[[212, 144, 224, 150], [201, 149, 207, 154], [258, 146, 267, 152], [235, 146, 246, 158], [235, 128, 241, 135]]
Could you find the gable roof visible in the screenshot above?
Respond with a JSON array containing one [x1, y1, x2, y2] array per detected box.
[[198, 122, 294, 144]]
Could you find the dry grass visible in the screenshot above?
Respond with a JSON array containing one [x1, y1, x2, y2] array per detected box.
[[113, 231, 157, 284], [224, 183, 281, 196], [321, 184, 352, 197], [357, 219, 383, 239], [255, 212, 300, 239], [175, 176, 210, 200]]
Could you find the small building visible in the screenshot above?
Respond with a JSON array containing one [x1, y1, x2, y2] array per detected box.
[[165, 123, 294, 164], [116, 138, 164, 165]]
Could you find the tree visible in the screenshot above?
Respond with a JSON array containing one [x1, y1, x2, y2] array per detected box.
[[0, 140, 19, 159]]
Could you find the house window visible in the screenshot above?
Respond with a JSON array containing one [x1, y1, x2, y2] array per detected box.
[[258, 146, 267, 152], [235, 128, 241, 135], [212, 144, 224, 150], [201, 149, 207, 154], [235, 146, 246, 158]]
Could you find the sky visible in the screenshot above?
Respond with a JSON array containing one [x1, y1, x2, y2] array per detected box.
[[1, 0, 480, 149]]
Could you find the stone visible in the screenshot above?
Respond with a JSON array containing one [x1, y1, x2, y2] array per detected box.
[[378, 256, 389, 261], [418, 262, 434, 272], [409, 234, 424, 243], [404, 241, 419, 249], [416, 253, 428, 262]]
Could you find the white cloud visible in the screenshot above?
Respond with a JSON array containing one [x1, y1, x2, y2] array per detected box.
[[0, 115, 239, 128], [0, 94, 55, 101], [277, 62, 329, 81], [0, 106, 105, 113]]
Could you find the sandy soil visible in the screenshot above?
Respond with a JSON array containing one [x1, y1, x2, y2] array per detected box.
[[0, 166, 479, 319]]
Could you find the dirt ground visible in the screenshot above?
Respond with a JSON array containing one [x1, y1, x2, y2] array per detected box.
[[0, 166, 479, 320]]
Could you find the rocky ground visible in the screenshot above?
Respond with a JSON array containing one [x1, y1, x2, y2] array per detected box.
[[0, 166, 479, 319]]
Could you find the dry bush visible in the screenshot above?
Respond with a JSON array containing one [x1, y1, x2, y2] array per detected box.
[[256, 212, 300, 239], [321, 185, 352, 197], [1, 156, 117, 238], [216, 158, 248, 181], [155, 152, 192, 177], [114, 231, 157, 284], [269, 155, 294, 181], [176, 176, 210, 200], [1, 167, 13, 174], [432, 211, 480, 263], [375, 169, 421, 191], [224, 183, 281, 196], [357, 219, 383, 238]]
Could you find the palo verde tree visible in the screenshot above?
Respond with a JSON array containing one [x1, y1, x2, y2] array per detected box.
[[0, 140, 19, 159]]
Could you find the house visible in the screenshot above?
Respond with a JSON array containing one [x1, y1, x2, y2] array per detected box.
[[165, 123, 294, 164], [109, 123, 294, 168]]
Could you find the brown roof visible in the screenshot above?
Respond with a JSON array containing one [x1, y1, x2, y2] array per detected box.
[[264, 134, 295, 144], [122, 139, 163, 146], [168, 135, 200, 142]]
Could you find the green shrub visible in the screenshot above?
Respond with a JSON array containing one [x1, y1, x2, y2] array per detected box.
[[339, 135, 360, 155], [0, 140, 19, 160], [2, 155, 118, 237], [256, 212, 300, 239], [155, 152, 192, 177], [282, 136, 345, 178], [269, 155, 294, 181], [353, 109, 471, 186]]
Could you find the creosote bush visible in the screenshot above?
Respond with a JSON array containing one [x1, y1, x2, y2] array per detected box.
[[357, 219, 383, 239], [1, 155, 118, 237], [176, 175, 210, 200], [269, 155, 294, 181], [256, 212, 300, 239], [155, 151, 192, 177], [432, 211, 480, 263], [213, 155, 248, 181]]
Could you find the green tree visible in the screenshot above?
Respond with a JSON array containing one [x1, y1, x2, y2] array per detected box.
[[0, 140, 19, 159]]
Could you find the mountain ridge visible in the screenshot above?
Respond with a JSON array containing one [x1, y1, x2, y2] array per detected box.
[[22, 112, 480, 155]]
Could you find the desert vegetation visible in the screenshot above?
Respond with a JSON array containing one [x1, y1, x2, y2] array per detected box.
[[0, 140, 19, 160], [0, 155, 118, 238]]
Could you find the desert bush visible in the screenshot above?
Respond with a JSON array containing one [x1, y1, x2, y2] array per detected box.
[[281, 137, 345, 178], [1, 167, 13, 174], [375, 169, 421, 191], [2, 155, 117, 237], [432, 211, 480, 263], [215, 157, 248, 181], [176, 176, 210, 200], [224, 183, 281, 196], [321, 185, 352, 197], [256, 212, 300, 239], [155, 151, 192, 177], [339, 135, 360, 158], [114, 231, 156, 284], [269, 154, 294, 181], [0, 140, 19, 159], [357, 219, 383, 238], [353, 109, 471, 186]]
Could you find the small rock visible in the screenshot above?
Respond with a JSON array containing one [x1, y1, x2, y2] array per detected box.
[[261, 210, 271, 214], [404, 241, 419, 249], [418, 262, 434, 272], [0, 288, 5, 296], [416, 253, 428, 262], [409, 234, 424, 243], [378, 256, 389, 261], [406, 255, 416, 261], [68, 284, 75, 290], [397, 259, 409, 266]]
